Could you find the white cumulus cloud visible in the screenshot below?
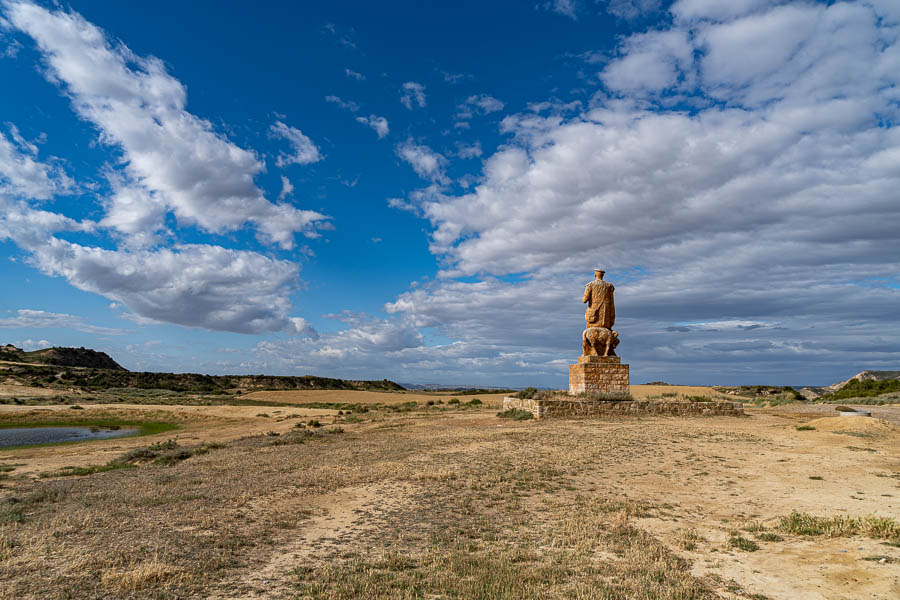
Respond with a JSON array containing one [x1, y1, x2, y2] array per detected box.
[[355, 114, 390, 138], [5, 0, 327, 250], [270, 121, 322, 167], [400, 81, 426, 109], [396, 139, 448, 184]]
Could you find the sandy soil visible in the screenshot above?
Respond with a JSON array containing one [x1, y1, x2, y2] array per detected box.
[[2, 389, 898, 599], [767, 403, 900, 426], [0, 384, 68, 398]]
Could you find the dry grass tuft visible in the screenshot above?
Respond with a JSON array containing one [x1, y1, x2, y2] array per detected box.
[[778, 511, 900, 541]]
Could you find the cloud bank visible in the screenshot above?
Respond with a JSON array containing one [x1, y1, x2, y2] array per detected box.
[[1, 0, 325, 335], [383, 0, 900, 385]]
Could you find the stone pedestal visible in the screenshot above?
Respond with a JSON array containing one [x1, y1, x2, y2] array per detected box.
[[568, 355, 629, 395]]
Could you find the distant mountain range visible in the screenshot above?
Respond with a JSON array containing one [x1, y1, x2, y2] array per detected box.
[[400, 382, 519, 391]]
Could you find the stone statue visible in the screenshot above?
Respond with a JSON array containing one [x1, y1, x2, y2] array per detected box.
[[583, 269, 615, 329], [582, 269, 619, 357], [583, 326, 619, 357]]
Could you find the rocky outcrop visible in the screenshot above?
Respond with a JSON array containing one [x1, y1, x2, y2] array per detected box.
[[827, 370, 900, 392], [798, 387, 822, 400]]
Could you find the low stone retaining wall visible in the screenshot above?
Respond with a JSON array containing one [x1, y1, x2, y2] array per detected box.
[[503, 396, 744, 419]]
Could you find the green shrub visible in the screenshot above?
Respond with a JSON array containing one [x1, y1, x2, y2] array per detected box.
[[515, 387, 538, 399], [466, 398, 482, 406], [496, 409, 533, 421], [820, 379, 900, 401], [448, 398, 460, 404], [796, 425, 816, 431], [728, 535, 759, 552], [779, 511, 900, 540], [269, 427, 344, 446], [0, 503, 25, 524], [683, 395, 713, 402], [40, 463, 134, 478], [107, 438, 222, 467], [576, 390, 632, 401]]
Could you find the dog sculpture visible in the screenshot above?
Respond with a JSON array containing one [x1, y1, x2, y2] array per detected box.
[[582, 327, 619, 357]]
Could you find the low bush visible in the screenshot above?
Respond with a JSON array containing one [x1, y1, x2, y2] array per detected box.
[[108, 439, 224, 467], [515, 387, 538, 399], [496, 409, 533, 421], [820, 379, 900, 401], [575, 390, 632, 401], [269, 427, 344, 446], [779, 511, 900, 541], [728, 534, 759, 552]]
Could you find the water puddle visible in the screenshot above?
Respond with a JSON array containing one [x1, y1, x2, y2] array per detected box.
[[0, 426, 138, 448]]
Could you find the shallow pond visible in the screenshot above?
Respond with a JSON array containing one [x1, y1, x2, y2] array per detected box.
[[0, 426, 138, 449]]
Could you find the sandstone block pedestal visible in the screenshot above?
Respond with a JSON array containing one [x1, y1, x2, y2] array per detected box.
[[568, 355, 629, 395]]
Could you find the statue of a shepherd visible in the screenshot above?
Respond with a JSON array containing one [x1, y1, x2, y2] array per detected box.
[[583, 269, 615, 329]]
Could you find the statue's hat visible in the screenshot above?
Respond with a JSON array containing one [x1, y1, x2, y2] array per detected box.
[[593, 268, 606, 273]]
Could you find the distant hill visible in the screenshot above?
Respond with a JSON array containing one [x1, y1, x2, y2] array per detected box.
[[796, 370, 900, 402], [826, 370, 900, 392], [0, 343, 405, 394], [1, 344, 125, 370]]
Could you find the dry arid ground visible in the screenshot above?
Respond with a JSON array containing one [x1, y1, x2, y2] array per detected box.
[[1, 386, 898, 599]]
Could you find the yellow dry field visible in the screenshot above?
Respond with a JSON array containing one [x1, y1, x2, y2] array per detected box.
[[630, 384, 733, 400], [0, 391, 898, 600], [241, 389, 511, 407], [0, 384, 64, 398]]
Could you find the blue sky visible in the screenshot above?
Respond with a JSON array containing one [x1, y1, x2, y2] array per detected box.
[[1, 0, 899, 387]]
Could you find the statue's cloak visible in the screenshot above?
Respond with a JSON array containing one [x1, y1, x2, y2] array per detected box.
[[583, 280, 615, 329]]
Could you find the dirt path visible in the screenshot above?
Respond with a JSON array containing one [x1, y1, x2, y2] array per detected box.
[[211, 481, 418, 599]]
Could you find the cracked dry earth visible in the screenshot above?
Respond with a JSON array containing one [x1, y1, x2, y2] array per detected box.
[[1, 400, 899, 600]]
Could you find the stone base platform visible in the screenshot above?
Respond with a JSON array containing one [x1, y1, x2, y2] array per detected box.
[[503, 396, 745, 420], [569, 355, 629, 395]]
